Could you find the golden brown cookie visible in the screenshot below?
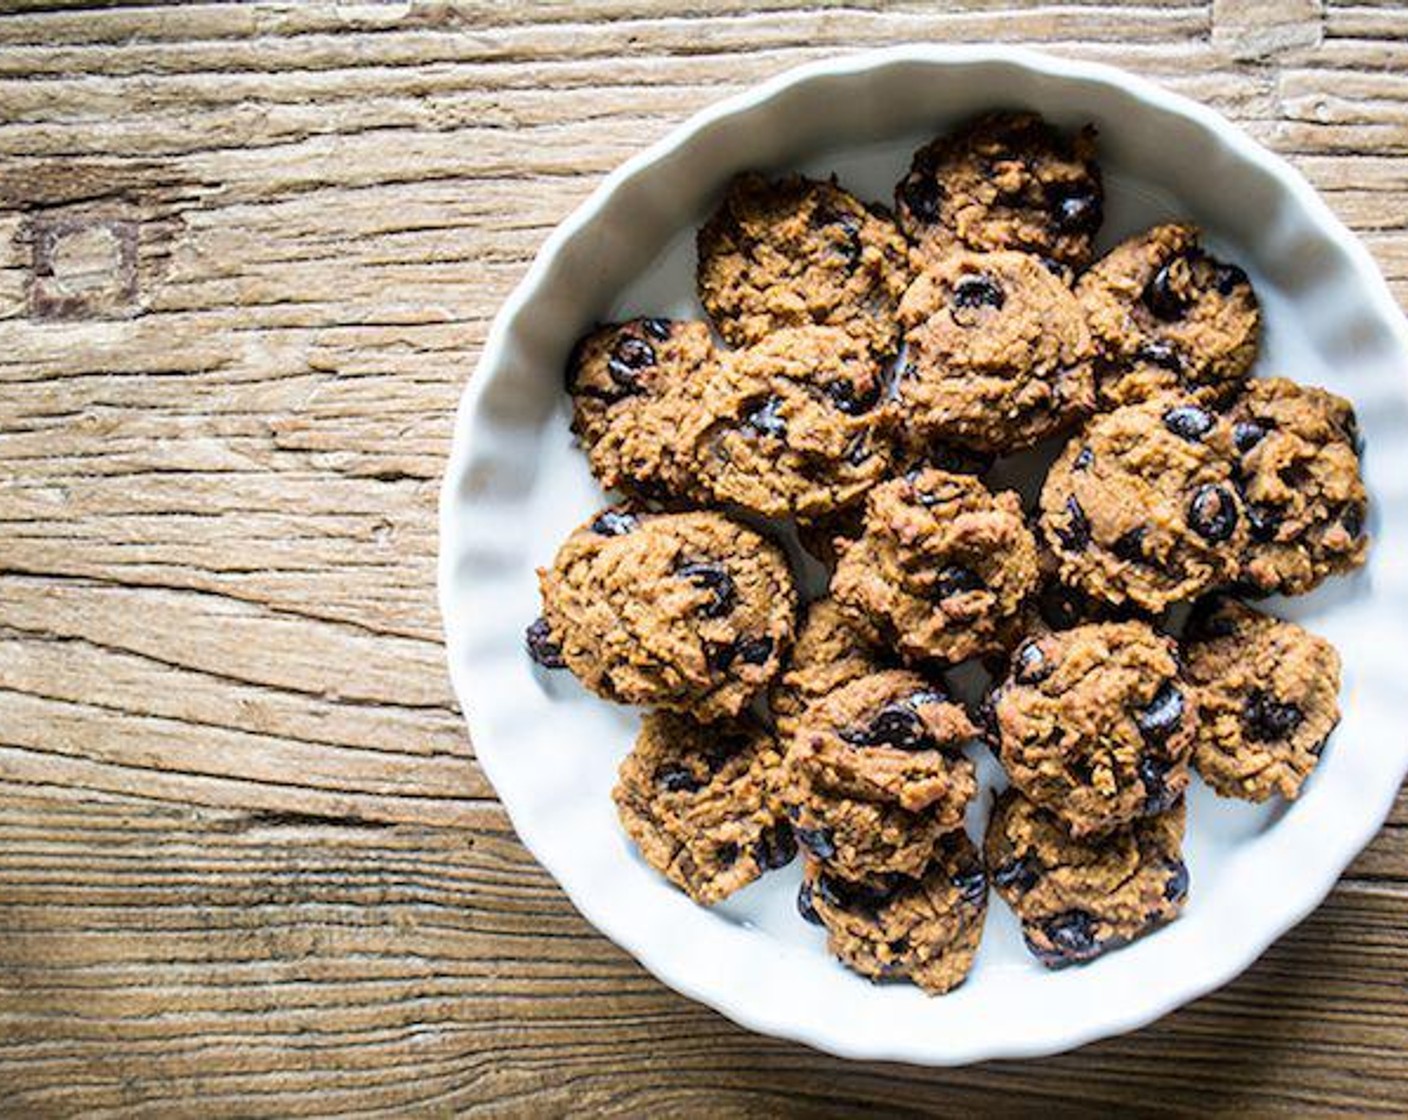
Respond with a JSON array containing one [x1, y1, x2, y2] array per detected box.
[[613, 711, 795, 904], [1183, 596, 1342, 801], [693, 326, 897, 522], [533, 508, 795, 720], [1040, 398, 1247, 612], [989, 621, 1193, 836], [769, 597, 889, 748], [787, 669, 978, 819], [567, 317, 716, 501], [1219, 377, 1368, 596], [1077, 223, 1260, 408], [896, 250, 1095, 453], [832, 469, 1039, 664], [895, 110, 1103, 273], [985, 789, 1187, 969], [696, 173, 911, 356], [798, 831, 988, 994]]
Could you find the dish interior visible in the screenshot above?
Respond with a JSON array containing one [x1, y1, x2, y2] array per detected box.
[[445, 54, 1408, 1062]]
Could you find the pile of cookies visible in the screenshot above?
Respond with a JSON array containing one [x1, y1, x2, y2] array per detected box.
[[527, 111, 1369, 994]]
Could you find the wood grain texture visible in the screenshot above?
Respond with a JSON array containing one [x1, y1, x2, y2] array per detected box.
[[1, 1, 1405, 1114]]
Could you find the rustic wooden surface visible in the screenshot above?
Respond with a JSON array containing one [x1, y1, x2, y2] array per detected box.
[[1, 1, 1406, 1114]]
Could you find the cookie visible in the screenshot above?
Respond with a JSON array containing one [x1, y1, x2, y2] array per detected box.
[[694, 326, 897, 522], [1184, 596, 1342, 801], [567, 317, 716, 501], [832, 468, 1039, 664], [985, 789, 1188, 969], [534, 508, 795, 720], [697, 173, 911, 356], [1040, 398, 1247, 612], [989, 621, 1193, 837], [896, 250, 1095, 453], [784, 774, 948, 882], [798, 831, 988, 994], [788, 669, 978, 819], [895, 110, 1103, 273], [1220, 377, 1368, 596], [613, 710, 796, 904], [770, 597, 888, 747], [1077, 223, 1261, 408]]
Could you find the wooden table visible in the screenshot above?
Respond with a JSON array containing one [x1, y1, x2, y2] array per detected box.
[[2, 2, 1405, 1114]]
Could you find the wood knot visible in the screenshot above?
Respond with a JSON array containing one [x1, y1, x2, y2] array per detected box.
[[28, 216, 140, 321]]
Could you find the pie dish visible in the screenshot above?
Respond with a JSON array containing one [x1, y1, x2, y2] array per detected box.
[[438, 45, 1408, 1063]]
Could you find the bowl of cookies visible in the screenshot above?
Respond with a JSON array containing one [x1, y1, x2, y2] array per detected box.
[[439, 45, 1408, 1063]]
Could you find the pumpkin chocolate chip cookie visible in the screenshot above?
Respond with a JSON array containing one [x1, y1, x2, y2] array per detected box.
[[896, 250, 1095, 453], [985, 788, 1188, 969], [798, 831, 988, 994], [567, 317, 716, 502], [614, 710, 795, 904], [534, 508, 795, 720], [1220, 377, 1368, 596], [770, 596, 889, 748], [1183, 596, 1342, 801], [788, 669, 978, 820], [697, 172, 911, 356], [1040, 398, 1247, 612], [989, 621, 1193, 837], [832, 468, 1039, 664], [895, 110, 1103, 274], [694, 325, 897, 522], [1078, 223, 1260, 408]]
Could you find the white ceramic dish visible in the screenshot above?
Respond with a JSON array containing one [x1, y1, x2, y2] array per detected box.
[[439, 46, 1408, 1064]]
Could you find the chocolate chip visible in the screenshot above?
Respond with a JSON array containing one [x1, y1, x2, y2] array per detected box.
[[1246, 503, 1281, 543], [1137, 340, 1183, 372], [953, 275, 1005, 311], [900, 173, 943, 223], [1113, 526, 1147, 563], [1014, 640, 1052, 685], [1136, 682, 1185, 742], [524, 617, 565, 669], [677, 561, 735, 618], [1143, 258, 1193, 321], [797, 881, 824, 925], [1213, 262, 1250, 295], [607, 334, 656, 394], [993, 856, 1040, 894], [1163, 404, 1214, 442], [656, 762, 702, 793], [1342, 504, 1366, 540], [795, 825, 836, 860], [1138, 753, 1179, 814], [1232, 419, 1268, 453], [826, 378, 880, 415], [935, 564, 983, 599], [1188, 485, 1239, 543], [753, 822, 797, 871], [706, 642, 736, 673], [1243, 690, 1304, 741], [1049, 184, 1103, 234], [1164, 858, 1190, 903], [827, 211, 864, 266], [840, 702, 935, 752], [952, 865, 988, 906], [743, 395, 787, 439], [733, 636, 774, 666], [715, 841, 739, 867], [590, 509, 638, 536], [844, 432, 872, 466], [641, 317, 673, 341], [1055, 495, 1091, 552], [1073, 446, 1094, 471], [1030, 910, 1101, 968]]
